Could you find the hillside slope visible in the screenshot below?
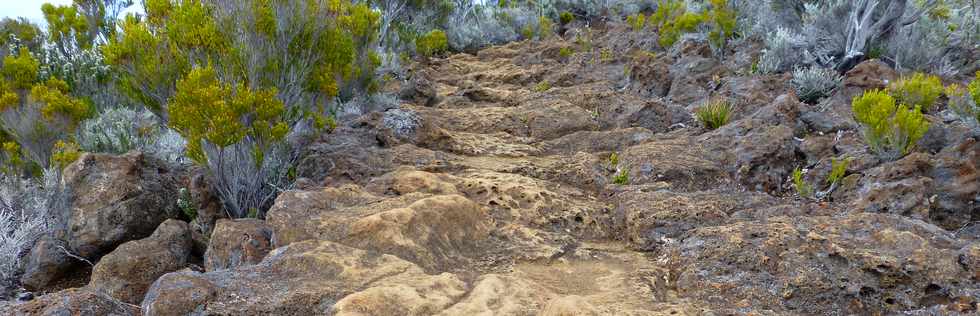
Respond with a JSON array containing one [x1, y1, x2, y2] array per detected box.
[[5, 22, 979, 315]]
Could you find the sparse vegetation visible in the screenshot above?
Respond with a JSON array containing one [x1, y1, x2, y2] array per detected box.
[[613, 168, 629, 185], [792, 167, 813, 198], [534, 80, 551, 92], [559, 46, 574, 59], [826, 157, 852, 185], [695, 99, 732, 130]]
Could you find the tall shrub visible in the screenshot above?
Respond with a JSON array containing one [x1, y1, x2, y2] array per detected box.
[[105, 0, 383, 217]]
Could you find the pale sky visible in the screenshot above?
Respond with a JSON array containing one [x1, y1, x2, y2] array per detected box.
[[1, 0, 144, 27]]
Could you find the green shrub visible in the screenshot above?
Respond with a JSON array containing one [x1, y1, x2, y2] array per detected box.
[[613, 168, 629, 185], [559, 46, 574, 59], [416, 29, 449, 58], [970, 72, 980, 106], [51, 140, 80, 170], [695, 99, 732, 130], [168, 65, 293, 218], [946, 83, 979, 127], [705, 0, 736, 51], [538, 16, 554, 39], [534, 80, 551, 92], [521, 23, 535, 40], [627, 13, 646, 31], [792, 167, 813, 198], [609, 152, 619, 166], [559, 11, 574, 25], [177, 187, 197, 221], [649, 0, 704, 48], [826, 156, 852, 185], [852, 89, 930, 160], [888, 73, 943, 111], [106, 0, 380, 116], [0, 49, 91, 169], [0, 18, 43, 54]]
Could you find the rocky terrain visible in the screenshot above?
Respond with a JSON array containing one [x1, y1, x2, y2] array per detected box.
[[2, 22, 978, 315]]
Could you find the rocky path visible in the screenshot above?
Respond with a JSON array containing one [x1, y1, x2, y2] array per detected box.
[[153, 35, 978, 314], [6, 27, 978, 315]]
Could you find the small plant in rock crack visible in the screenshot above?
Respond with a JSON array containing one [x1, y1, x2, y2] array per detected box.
[[792, 167, 813, 198], [608, 152, 619, 167], [825, 156, 852, 186], [791, 66, 842, 104], [695, 99, 732, 130], [612, 168, 629, 185], [627, 13, 646, 32], [852, 89, 930, 161], [599, 48, 613, 63], [534, 80, 551, 92], [177, 187, 197, 221], [559, 47, 574, 59]]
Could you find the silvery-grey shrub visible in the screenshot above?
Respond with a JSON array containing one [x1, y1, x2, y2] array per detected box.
[[0, 168, 69, 293], [791, 66, 843, 103], [76, 107, 187, 165], [758, 27, 806, 73]]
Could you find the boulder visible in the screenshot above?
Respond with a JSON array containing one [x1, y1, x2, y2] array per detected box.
[[88, 219, 192, 304], [19, 236, 76, 292], [961, 243, 980, 282], [204, 219, 273, 271], [63, 151, 179, 259]]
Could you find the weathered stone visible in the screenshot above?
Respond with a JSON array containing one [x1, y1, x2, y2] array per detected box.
[[89, 219, 192, 304], [19, 236, 76, 292], [204, 219, 274, 271], [63, 151, 179, 259]]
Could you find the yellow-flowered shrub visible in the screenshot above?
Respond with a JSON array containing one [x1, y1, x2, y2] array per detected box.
[[169, 66, 288, 164], [852, 89, 929, 160], [0, 50, 92, 172], [416, 29, 449, 58], [105, 0, 380, 120], [888, 72, 943, 111]]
